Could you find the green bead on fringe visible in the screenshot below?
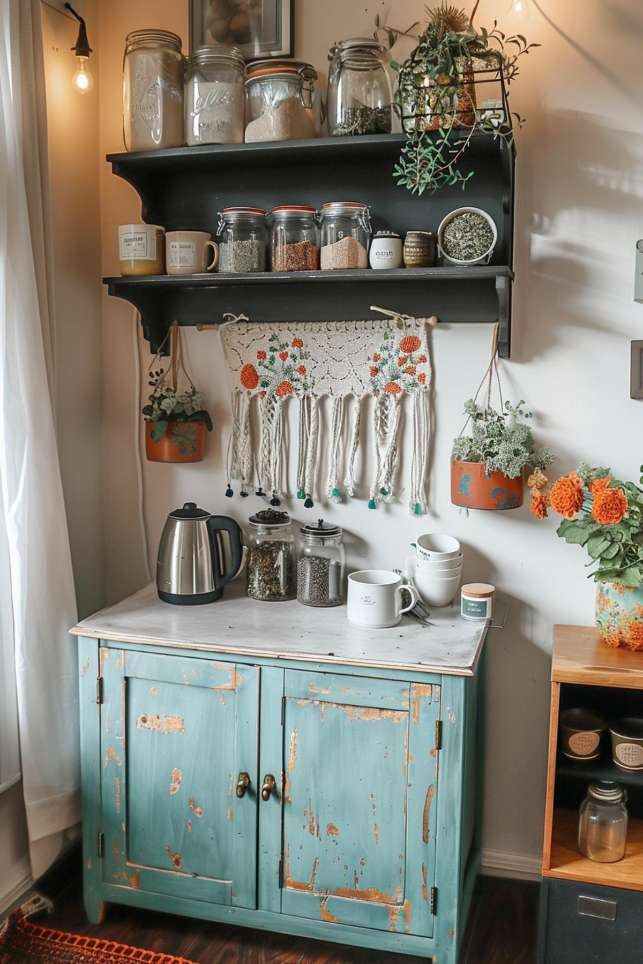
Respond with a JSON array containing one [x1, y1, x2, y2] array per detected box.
[[368, 498, 376, 510]]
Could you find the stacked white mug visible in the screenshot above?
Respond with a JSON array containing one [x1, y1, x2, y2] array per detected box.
[[405, 534, 463, 608]]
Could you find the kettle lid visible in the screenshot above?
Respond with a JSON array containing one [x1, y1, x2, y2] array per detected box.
[[169, 501, 210, 520]]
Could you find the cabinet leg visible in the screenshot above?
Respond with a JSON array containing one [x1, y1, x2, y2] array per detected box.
[[83, 887, 106, 925]]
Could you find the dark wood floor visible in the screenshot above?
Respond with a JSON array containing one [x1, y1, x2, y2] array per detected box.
[[29, 854, 538, 964]]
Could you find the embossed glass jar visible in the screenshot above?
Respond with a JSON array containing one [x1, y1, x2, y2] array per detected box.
[[578, 781, 628, 863], [320, 201, 371, 270], [123, 30, 184, 152], [184, 45, 245, 145]]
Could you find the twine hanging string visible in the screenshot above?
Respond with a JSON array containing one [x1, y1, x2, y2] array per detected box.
[[147, 323, 196, 393], [456, 321, 504, 439]]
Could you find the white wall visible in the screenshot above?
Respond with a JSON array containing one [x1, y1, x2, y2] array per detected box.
[[97, 0, 643, 872]]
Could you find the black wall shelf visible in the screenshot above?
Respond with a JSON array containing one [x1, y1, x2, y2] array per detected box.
[[105, 132, 515, 355]]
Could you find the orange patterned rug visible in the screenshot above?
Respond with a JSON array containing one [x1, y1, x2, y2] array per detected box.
[[0, 895, 197, 964]]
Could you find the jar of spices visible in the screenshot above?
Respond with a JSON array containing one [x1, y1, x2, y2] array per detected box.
[[217, 206, 267, 273], [320, 202, 371, 270], [578, 781, 628, 863], [297, 520, 345, 608], [245, 61, 319, 143], [327, 38, 393, 137], [270, 205, 319, 272], [184, 45, 245, 145], [247, 509, 296, 601], [123, 30, 184, 152]]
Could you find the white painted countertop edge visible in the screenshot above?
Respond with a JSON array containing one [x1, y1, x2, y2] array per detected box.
[[71, 584, 489, 677]]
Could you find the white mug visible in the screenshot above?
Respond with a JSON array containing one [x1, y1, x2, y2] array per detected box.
[[347, 570, 418, 629], [166, 230, 219, 275]]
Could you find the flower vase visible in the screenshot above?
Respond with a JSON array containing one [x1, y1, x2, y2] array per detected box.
[[596, 582, 643, 651]]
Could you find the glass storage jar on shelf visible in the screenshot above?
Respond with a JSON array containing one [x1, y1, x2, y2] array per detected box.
[[246, 509, 296, 602], [184, 45, 245, 145], [297, 520, 345, 608], [216, 206, 268, 273], [270, 205, 319, 272], [320, 201, 371, 270], [327, 38, 393, 136], [578, 781, 628, 863], [245, 61, 319, 143], [123, 29, 184, 152]]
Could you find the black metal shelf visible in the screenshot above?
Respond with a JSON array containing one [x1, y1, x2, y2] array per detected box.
[[557, 753, 643, 791]]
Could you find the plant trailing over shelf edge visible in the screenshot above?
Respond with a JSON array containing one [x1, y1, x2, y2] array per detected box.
[[376, 3, 539, 195], [452, 398, 553, 479], [143, 368, 213, 443]]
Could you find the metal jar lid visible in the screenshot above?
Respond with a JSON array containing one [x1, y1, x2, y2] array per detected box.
[[249, 508, 291, 527], [125, 29, 182, 54], [587, 781, 626, 803], [187, 44, 245, 71], [300, 518, 342, 537]]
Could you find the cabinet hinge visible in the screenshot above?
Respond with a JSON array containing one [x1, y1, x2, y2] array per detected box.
[[96, 676, 104, 704], [434, 720, 442, 751], [278, 858, 283, 888], [97, 832, 104, 859], [430, 886, 438, 916]]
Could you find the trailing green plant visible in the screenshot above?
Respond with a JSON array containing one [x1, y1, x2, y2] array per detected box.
[[452, 399, 553, 479], [376, 4, 539, 195], [143, 367, 213, 443]]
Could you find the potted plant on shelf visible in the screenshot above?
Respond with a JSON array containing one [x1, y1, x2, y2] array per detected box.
[[532, 464, 643, 651]]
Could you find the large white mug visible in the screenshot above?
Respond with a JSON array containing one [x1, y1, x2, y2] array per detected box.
[[347, 570, 418, 629]]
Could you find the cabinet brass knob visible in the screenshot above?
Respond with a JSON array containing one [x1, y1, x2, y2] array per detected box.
[[236, 771, 251, 798], [261, 774, 276, 801]]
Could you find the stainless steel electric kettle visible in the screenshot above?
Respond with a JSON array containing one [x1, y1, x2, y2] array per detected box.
[[157, 502, 243, 605]]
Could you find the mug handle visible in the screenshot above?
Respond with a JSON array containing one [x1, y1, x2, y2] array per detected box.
[[396, 583, 418, 616], [206, 241, 219, 272]]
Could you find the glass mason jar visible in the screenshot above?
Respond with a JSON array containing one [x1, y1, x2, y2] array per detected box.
[[270, 205, 319, 272], [578, 781, 628, 862], [320, 201, 371, 270], [327, 38, 393, 136], [246, 509, 296, 601], [245, 61, 319, 143], [123, 29, 184, 152], [216, 206, 267, 273], [297, 520, 345, 608], [184, 45, 245, 145]]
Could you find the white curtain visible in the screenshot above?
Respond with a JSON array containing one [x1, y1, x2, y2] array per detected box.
[[0, 0, 79, 873]]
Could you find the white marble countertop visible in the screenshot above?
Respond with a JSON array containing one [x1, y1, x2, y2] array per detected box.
[[71, 583, 488, 677]]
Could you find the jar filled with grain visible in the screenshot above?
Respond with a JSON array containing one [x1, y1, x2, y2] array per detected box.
[[297, 520, 345, 608], [216, 206, 267, 272], [184, 45, 245, 145], [245, 61, 319, 143], [123, 30, 184, 151], [247, 509, 296, 601], [320, 201, 371, 270], [270, 205, 319, 272]]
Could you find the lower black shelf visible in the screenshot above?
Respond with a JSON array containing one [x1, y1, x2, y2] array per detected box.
[[104, 266, 513, 355], [557, 753, 643, 791]]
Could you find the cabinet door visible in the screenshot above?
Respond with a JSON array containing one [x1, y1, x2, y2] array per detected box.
[[279, 670, 440, 937], [100, 648, 259, 907]]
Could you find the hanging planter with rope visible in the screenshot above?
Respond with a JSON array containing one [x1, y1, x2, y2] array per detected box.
[[143, 325, 213, 464]]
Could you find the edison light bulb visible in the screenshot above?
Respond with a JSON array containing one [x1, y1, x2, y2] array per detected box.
[[72, 56, 93, 94], [510, 0, 530, 15]]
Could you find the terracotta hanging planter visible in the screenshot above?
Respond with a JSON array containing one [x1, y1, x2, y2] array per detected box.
[[451, 459, 524, 510], [145, 420, 207, 463]]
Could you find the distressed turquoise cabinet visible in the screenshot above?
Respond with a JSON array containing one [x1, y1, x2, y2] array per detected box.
[[73, 587, 487, 962]]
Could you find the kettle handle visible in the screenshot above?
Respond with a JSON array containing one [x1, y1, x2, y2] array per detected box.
[[207, 516, 244, 589]]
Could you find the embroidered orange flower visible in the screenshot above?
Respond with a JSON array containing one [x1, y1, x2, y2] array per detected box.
[[279, 351, 289, 361], [256, 350, 267, 360], [417, 354, 428, 364], [275, 380, 293, 397], [592, 486, 628, 525], [398, 356, 407, 367], [400, 335, 421, 354], [291, 337, 303, 349], [549, 473, 583, 519], [384, 381, 402, 394], [590, 477, 611, 496], [370, 366, 379, 377], [404, 366, 417, 376], [625, 620, 643, 652], [297, 365, 306, 375], [372, 353, 381, 362], [530, 493, 548, 519], [240, 363, 259, 390], [417, 373, 426, 385], [259, 390, 266, 400]]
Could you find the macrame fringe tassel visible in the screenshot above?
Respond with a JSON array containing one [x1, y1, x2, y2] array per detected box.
[[326, 395, 344, 502], [369, 393, 402, 509], [227, 389, 254, 497], [269, 399, 285, 505], [296, 395, 310, 500], [303, 396, 320, 508], [344, 395, 362, 498], [409, 390, 429, 515]]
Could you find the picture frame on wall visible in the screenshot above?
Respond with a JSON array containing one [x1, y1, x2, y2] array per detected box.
[[189, 0, 293, 59]]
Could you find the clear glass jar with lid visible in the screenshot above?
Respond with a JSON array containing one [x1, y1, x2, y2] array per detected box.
[[327, 38, 393, 137], [123, 29, 184, 152], [270, 205, 319, 272], [245, 61, 319, 143], [297, 520, 345, 608], [184, 45, 245, 145], [246, 509, 296, 601], [217, 206, 267, 273], [320, 201, 371, 270], [578, 781, 628, 862]]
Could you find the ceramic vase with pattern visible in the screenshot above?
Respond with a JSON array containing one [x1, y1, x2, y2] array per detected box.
[[596, 581, 643, 651]]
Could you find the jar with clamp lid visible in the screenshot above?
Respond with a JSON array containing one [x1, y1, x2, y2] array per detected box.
[[297, 520, 345, 608], [320, 201, 371, 270], [246, 509, 296, 601], [216, 206, 267, 273], [578, 781, 628, 862], [270, 205, 319, 272], [327, 38, 393, 136]]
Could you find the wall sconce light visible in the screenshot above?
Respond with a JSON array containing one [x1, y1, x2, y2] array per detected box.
[[64, 3, 93, 93]]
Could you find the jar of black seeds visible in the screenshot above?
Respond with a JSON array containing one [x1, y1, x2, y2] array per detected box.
[[297, 519, 345, 608], [246, 508, 296, 601]]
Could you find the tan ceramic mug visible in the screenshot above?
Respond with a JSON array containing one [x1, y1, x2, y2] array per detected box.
[[165, 230, 219, 275]]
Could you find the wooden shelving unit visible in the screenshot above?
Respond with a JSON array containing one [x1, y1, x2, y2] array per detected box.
[[104, 132, 515, 355]]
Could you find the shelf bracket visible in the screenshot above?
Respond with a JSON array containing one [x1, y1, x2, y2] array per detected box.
[[496, 274, 511, 359]]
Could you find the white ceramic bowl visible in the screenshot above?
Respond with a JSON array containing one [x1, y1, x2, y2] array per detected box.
[[416, 554, 463, 572], [413, 569, 462, 608], [415, 534, 461, 562], [437, 206, 498, 266]]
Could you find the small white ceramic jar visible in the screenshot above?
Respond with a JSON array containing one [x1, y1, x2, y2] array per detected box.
[[461, 583, 495, 620], [369, 231, 402, 270]]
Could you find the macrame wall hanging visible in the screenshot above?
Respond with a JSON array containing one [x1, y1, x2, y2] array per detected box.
[[220, 309, 435, 514]]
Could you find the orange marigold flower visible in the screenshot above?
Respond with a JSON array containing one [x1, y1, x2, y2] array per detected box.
[[549, 473, 583, 519], [527, 468, 548, 492], [625, 619, 643, 652], [275, 380, 293, 397], [592, 486, 628, 525], [400, 335, 421, 354], [417, 373, 426, 385], [530, 493, 548, 519], [398, 356, 408, 367], [296, 365, 306, 375], [372, 353, 381, 362], [590, 477, 611, 495], [279, 351, 289, 361], [384, 381, 402, 395], [370, 366, 379, 377], [291, 337, 303, 349], [257, 350, 267, 360], [404, 365, 417, 376], [240, 363, 259, 390]]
